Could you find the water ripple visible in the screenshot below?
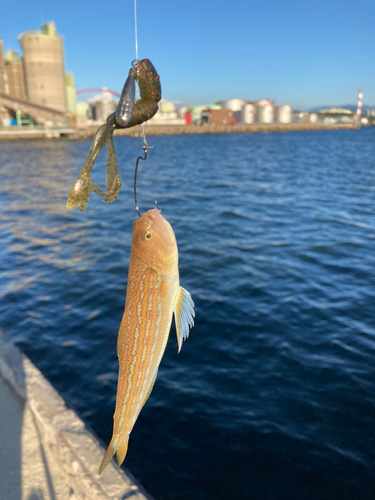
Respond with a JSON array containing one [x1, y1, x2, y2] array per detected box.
[[0, 130, 375, 499]]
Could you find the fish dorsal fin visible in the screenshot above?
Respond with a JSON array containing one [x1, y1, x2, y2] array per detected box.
[[174, 287, 195, 353]]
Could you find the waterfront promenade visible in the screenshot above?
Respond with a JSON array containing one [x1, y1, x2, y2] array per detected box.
[[0, 330, 151, 500]]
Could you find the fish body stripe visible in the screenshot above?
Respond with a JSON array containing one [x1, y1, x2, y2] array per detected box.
[[114, 255, 178, 438]]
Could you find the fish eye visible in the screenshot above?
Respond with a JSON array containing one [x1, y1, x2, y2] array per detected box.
[[141, 230, 152, 240]]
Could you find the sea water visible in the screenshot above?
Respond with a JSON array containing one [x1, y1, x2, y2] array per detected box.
[[0, 128, 374, 499]]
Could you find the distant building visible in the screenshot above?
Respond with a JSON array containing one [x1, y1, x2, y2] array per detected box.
[[276, 104, 292, 123], [340, 116, 354, 124], [65, 72, 76, 116], [147, 100, 185, 125], [89, 92, 117, 123], [19, 22, 67, 112], [75, 102, 89, 128], [190, 105, 221, 124], [216, 99, 244, 112], [4, 50, 27, 101], [301, 113, 318, 123], [321, 117, 337, 125], [201, 109, 234, 125], [318, 107, 352, 115]]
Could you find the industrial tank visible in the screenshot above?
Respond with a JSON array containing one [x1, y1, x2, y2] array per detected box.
[[256, 100, 274, 123], [216, 99, 244, 112], [89, 92, 117, 123], [4, 50, 27, 101], [240, 103, 255, 124], [19, 22, 67, 112], [276, 105, 292, 123]]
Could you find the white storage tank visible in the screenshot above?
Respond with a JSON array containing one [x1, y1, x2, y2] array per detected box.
[[302, 113, 318, 123], [276, 104, 292, 123], [240, 103, 255, 124], [89, 92, 117, 123], [256, 100, 274, 123], [216, 99, 244, 112]]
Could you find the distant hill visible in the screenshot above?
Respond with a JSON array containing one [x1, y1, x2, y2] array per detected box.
[[309, 104, 375, 113]]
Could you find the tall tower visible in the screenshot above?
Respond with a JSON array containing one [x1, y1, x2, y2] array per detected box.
[[356, 89, 363, 117], [19, 22, 67, 112], [354, 89, 363, 127], [4, 50, 27, 100]]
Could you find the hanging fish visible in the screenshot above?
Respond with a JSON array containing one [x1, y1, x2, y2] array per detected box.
[[98, 208, 195, 475], [66, 59, 161, 212]]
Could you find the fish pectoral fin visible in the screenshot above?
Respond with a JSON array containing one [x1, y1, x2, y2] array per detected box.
[[98, 438, 116, 475], [174, 287, 195, 353], [142, 370, 158, 408], [116, 436, 129, 467]]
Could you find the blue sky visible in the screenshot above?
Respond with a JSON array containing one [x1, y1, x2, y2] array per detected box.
[[1, 0, 374, 109]]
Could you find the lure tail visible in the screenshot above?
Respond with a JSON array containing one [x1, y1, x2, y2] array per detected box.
[[98, 435, 129, 475]]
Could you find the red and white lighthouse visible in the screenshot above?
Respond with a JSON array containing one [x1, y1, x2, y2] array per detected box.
[[356, 89, 363, 117]]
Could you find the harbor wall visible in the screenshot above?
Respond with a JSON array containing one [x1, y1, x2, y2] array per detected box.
[[0, 329, 152, 500]]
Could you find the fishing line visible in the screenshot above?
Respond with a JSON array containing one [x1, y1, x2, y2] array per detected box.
[[134, 0, 148, 148], [134, 0, 139, 62], [133, 0, 150, 217]]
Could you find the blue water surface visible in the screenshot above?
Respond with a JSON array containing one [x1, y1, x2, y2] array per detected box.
[[0, 128, 375, 499]]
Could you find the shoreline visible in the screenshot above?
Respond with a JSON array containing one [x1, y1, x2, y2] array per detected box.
[[117, 122, 359, 137], [0, 122, 360, 140]]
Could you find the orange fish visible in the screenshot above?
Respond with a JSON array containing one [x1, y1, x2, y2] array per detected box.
[[99, 208, 195, 474]]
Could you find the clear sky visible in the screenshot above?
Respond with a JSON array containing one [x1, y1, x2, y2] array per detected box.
[[1, 0, 374, 109]]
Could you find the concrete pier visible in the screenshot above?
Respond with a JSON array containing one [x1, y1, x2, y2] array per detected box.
[[0, 330, 151, 500]]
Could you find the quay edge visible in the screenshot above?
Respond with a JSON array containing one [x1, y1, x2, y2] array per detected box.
[[0, 329, 152, 500]]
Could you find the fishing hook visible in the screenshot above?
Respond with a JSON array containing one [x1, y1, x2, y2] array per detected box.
[[134, 144, 148, 217]]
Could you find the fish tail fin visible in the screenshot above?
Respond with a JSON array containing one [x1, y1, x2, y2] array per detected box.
[[116, 436, 129, 467], [98, 438, 116, 475]]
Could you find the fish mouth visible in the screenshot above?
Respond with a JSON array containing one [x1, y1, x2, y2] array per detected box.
[[147, 209, 175, 245]]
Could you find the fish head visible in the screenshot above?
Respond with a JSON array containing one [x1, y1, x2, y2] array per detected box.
[[132, 208, 178, 271]]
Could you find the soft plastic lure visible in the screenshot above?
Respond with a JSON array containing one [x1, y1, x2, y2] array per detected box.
[[66, 59, 161, 212]]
